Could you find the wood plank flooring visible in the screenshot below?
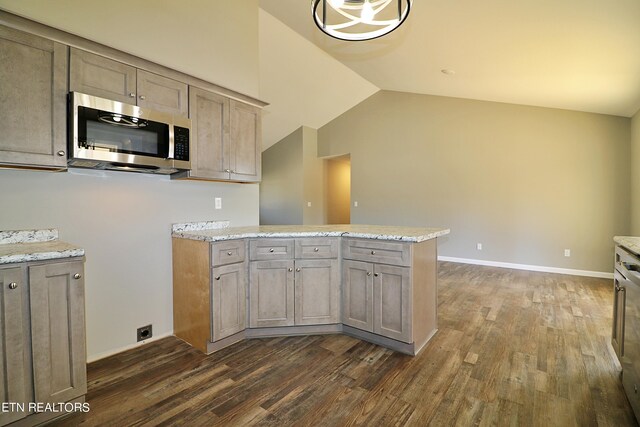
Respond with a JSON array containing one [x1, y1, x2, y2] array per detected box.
[[51, 262, 637, 426]]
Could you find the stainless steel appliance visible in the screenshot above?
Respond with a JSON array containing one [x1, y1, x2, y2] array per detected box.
[[68, 92, 191, 174], [616, 245, 640, 420]]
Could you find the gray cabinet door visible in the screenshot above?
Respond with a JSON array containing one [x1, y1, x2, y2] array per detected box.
[[0, 267, 29, 425], [29, 261, 87, 404], [211, 263, 247, 341], [0, 26, 68, 169], [189, 87, 230, 180], [229, 100, 261, 182], [342, 260, 373, 332], [613, 271, 626, 360], [70, 47, 136, 103], [295, 259, 340, 325], [373, 264, 412, 343], [137, 70, 188, 117], [249, 260, 294, 328]]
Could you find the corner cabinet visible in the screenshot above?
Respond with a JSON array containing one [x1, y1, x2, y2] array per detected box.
[[0, 258, 86, 427], [0, 25, 68, 170], [173, 86, 262, 183]]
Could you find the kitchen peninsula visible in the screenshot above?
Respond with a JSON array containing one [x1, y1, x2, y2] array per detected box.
[[172, 222, 449, 356]]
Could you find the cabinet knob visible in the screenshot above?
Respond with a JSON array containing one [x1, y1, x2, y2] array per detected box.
[[73, 273, 81, 280], [8, 282, 17, 290], [129, 93, 135, 98], [269, 248, 274, 253], [215, 276, 221, 280], [288, 268, 293, 272], [374, 273, 379, 277], [313, 248, 319, 252], [367, 272, 372, 276], [57, 150, 65, 157], [296, 268, 301, 272], [224, 169, 231, 173], [139, 95, 146, 100], [227, 251, 233, 256], [371, 250, 376, 255]]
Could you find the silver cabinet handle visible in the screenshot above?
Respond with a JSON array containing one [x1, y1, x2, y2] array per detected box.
[[288, 268, 293, 272], [367, 272, 372, 276], [139, 95, 146, 100], [296, 268, 301, 272], [57, 150, 65, 156], [227, 251, 233, 256], [129, 93, 135, 98], [8, 282, 17, 290], [73, 273, 81, 280], [374, 273, 379, 277], [269, 248, 274, 253], [313, 248, 319, 252], [224, 169, 231, 173], [371, 250, 376, 255], [215, 276, 221, 280]]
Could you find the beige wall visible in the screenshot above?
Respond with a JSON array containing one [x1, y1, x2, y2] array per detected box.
[[302, 127, 325, 224], [632, 109, 640, 235], [0, 3, 261, 360], [260, 126, 326, 225], [325, 156, 351, 224], [318, 91, 631, 273], [260, 128, 304, 225]]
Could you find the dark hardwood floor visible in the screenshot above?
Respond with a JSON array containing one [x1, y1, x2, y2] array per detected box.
[[52, 262, 637, 426]]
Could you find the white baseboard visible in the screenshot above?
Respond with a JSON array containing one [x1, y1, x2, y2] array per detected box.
[[438, 256, 613, 279], [87, 332, 173, 363]]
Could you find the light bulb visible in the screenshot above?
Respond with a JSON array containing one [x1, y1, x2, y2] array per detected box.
[[329, 0, 344, 8], [361, 1, 375, 22]]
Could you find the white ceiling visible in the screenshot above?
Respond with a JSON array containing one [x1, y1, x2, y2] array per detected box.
[[260, 0, 640, 118]]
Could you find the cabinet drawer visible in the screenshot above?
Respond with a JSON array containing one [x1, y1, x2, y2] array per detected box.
[[342, 238, 411, 267], [211, 240, 246, 266], [295, 238, 339, 259], [249, 239, 294, 261]]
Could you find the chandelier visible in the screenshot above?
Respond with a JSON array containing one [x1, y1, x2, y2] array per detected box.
[[312, 0, 412, 41]]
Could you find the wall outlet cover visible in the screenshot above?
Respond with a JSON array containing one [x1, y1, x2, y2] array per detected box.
[[137, 325, 152, 342]]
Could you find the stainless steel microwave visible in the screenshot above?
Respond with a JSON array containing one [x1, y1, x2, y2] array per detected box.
[[68, 92, 191, 174]]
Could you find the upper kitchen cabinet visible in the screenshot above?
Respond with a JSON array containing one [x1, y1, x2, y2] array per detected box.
[[0, 25, 68, 170], [174, 86, 262, 183], [69, 48, 188, 117]]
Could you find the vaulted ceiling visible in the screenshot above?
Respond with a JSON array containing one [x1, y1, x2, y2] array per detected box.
[[261, 0, 640, 119]]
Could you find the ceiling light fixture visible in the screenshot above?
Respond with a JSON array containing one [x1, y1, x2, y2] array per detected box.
[[312, 0, 412, 41]]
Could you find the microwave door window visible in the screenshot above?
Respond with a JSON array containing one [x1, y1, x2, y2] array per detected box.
[[86, 121, 161, 156], [78, 106, 169, 158]]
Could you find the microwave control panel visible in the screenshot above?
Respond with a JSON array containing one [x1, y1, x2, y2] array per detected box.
[[174, 126, 190, 161]]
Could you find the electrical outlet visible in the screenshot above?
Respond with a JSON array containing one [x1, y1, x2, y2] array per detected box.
[[354, 201, 358, 207], [477, 243, 483, 250], [137, 324, 152, 342], [214, 197, 222, 210], [564, 249, 571, 257], [307, 201, 312, 207]]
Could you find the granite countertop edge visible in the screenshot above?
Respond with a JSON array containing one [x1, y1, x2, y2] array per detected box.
[[0, 229, 85, 265], [172, 226, 451, 243], [614, 236, 640, 258]]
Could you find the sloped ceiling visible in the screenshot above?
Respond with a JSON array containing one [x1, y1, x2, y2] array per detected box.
[[259, 9, 378, 150], [260, 0, 640, 119]]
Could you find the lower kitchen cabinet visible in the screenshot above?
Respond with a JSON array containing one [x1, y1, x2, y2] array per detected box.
[[613, 270, 626, 359], [249, 260, 295, 328], [295, 259, 340, 326], [0, 259, 86, 427], [211, 263, 246, 341], [342, 260, 412, 343], [173, 238, 248, 353]]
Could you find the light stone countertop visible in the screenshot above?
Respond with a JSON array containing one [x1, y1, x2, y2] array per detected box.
[[172, 224, 450, 243], [0, 229, 85, 265], [614, 236, 640, 258]]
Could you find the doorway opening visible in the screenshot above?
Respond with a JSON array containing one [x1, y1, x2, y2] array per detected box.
[[325, 154, 351, 224]]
